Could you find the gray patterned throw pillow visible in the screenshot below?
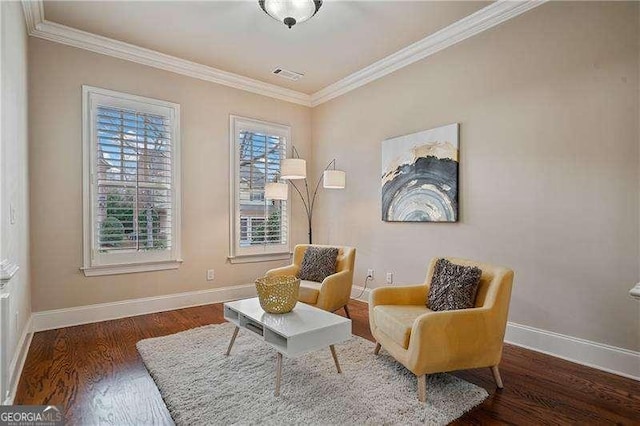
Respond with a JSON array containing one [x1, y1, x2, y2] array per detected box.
[[428, 259, 482, 311], [298, 247, 339, 283]]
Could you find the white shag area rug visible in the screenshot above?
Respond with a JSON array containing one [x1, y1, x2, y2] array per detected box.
[[137, 322, 488, 425]]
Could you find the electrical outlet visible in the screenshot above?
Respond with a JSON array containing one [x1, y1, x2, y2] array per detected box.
[[367, 269, 374, 279], [207, 269, 215, 281], [386, 272, 394, 284]]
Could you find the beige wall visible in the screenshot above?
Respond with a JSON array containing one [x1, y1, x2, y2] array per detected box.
[[27, 1, 640, 352], [1, 0, 31, 394], [311, 1, 640, 351], [29, 38, 311, 312]]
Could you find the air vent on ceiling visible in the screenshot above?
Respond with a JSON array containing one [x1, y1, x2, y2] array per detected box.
[[272, 68, 304, 81]]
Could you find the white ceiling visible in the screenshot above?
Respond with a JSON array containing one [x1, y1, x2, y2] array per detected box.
[[43, 1, 490, 94]]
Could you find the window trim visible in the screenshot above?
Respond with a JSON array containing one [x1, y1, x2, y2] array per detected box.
[[228, 115, 291, 263], [81, 85, 182, 276]]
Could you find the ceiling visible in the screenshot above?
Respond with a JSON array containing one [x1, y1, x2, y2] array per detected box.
[[43, 1, 490, 94]]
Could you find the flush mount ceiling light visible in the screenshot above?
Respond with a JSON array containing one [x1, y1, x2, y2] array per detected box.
[[259, 0, 323, 29]]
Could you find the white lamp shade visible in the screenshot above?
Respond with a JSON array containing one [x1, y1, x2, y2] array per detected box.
[[323, 170, 346, 189], [281, 158, 306, 180], [265, 182, 288, 200]]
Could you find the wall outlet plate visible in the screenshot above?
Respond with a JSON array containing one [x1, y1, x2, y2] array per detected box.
[[207, 269, 215, 281], [386, 272, 393, 284], [367, 269, 374, 279]]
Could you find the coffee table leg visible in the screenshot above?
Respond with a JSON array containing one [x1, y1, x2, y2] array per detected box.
[[275, 352, 283, 396], [329, 344, 342, 374], [225, 326, 239, 356]]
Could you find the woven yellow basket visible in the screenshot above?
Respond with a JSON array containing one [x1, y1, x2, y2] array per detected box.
[[255, 275, 300, 314]]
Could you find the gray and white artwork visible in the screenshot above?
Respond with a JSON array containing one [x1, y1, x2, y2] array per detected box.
[[381, 123, 459, 222]]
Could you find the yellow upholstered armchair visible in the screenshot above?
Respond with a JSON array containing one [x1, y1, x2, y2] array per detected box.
[[369, 257, 514, 402], [266, 244, 356, 317]]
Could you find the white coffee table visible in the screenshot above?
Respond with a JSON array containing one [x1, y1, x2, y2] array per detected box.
[[223, 297, 352, 396]]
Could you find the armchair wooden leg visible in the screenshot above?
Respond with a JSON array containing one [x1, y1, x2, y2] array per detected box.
[[343, 304, 351, 319], [490, 365, 504, 389], [374, 342, 381, 355], [417, 374, 427, 403]]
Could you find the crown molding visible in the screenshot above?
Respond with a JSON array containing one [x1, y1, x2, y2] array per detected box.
[[21, 0, 545, 108], [21, 0, 44, 34], [309, 0, 547, 107], [20, 1, 312, 107]]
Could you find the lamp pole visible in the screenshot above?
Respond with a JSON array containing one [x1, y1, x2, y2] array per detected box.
[[267, 146, 345, 244], [288, 158, 338, 244]]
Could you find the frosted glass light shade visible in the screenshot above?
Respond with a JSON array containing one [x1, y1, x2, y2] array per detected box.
[[281, 158, 306, 180], [323, 170, 346, 189], [259, 0, 323, 29], [265, 182, 288, 200]]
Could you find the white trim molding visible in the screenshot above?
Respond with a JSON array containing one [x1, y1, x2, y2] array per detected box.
[[353, 288, 639, 381], [0, 292, 9, 403], [228, 115, 292, 262], [0, 259, 19, 287], [8, 285, 257, 402], [310, 0, 547, 106], [21, 0, 311, 107], [81, 85, 183, 276], [351, 285, 372, 303], [5, 316, 33, 405], [505, 322, 640, 381], [20, 0, 43, 34], [20, 0, 546, 108], [31, 285, 258, 332], [81, 260, 183, 277]]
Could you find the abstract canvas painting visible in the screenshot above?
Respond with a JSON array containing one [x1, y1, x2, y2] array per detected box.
[[381, 123, 459, 222]]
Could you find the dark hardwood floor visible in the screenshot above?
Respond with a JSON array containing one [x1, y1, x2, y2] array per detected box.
[[15, 300, 640, 425]]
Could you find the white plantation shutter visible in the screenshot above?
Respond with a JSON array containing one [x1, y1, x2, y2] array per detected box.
[[96, 106, 173, 252], [230, 116, 290, 261], [83, 87, 181, 275], [238, 131, 287, 246]]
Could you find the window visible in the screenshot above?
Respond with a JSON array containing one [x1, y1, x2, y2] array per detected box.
[[239, 217, 282, 246], [229, 115, 290, 262], [82, 86, 181, 276]]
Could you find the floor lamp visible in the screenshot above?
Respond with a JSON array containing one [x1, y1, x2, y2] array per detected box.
[[265, 147, 346, 244]]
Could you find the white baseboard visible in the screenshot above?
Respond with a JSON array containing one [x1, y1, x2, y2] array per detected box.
[[504, 322, 639, 381], [31, 284, 257, 332], [4, 315, 33, 405], [351, 285, 639, 381], [19, 284, 640, 389], [351, 285, 371, 303]]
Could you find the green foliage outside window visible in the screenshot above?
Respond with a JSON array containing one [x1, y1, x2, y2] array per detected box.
[[100, 216, 125, 247], [138, 208, 167, 250], [100, 192, 166, 250], [252, 210, 282, 243]]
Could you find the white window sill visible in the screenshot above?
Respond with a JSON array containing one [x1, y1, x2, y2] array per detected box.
[[81, 260, 183, 277], [228, 253, 291, 264]]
